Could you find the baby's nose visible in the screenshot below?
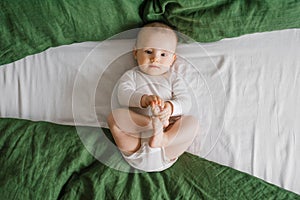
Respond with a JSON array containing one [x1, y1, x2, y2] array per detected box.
[[150, 56, 159, 62]]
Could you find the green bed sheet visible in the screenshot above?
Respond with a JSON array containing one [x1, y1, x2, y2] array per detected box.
[[1, 0, 300, 65], [0, 118, 299, 199], [1, 0, 300, 199], [142, 0, 300, 42]]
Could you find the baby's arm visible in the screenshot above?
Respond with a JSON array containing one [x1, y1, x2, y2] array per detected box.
[[118, 71, 145, 108], [168, 74, 192, 116]]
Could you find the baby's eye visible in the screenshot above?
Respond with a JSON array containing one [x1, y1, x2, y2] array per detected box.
[[161, 52, 169, 57], [144, 50, 152, 54]]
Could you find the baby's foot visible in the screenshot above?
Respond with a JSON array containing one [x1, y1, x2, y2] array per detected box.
[[151, 104, 160, 116], [152, 105, 169, 127]]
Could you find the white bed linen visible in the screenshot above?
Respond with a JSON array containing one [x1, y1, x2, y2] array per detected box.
[[0, 29, 299, 194]]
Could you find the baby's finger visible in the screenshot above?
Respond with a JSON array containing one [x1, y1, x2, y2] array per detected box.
[[159, 101, 165, 110], [156, 97, 161, 107], [150, 101, 155, 108], [156, 99, 161, 106], [154, 97, 161, 106], [151, 96, 156, 103]]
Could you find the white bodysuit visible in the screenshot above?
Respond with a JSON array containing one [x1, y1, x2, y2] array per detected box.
[[117, 67, 191, 172]]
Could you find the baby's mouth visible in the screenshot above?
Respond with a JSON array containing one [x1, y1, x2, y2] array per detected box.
[[149, 65, 160, 68]]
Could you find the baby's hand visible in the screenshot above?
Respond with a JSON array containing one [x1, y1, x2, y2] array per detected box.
[[141, 95, 163, 108]]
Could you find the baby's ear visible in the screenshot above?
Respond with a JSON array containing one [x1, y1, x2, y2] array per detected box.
[[133, 47, 137, 59], [173, 54, 177, 61], [172, 54, 177, 65]]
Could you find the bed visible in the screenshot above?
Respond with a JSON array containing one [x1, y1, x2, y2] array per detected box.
[[1, 0, 300, 199]]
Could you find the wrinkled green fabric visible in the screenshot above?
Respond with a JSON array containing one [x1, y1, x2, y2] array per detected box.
[[0, 0, 144, 65], [1, 0, 300, 199], [141, 0, 300, 42], [1, 1, 300, 65], [0, 118, 299, 199]]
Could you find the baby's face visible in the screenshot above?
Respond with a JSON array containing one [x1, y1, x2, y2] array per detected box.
[[134, 29, 177, 76]]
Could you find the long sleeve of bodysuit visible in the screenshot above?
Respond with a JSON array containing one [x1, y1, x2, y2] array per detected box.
[[168, 73, 191, 116], [117, 70, 144, 108]]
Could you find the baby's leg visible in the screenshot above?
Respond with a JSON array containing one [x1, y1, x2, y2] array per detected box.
[[107, 108, 152, 155], [162, 116, 199, 159], [149, 104, 169, 147], [149, 116, 165, 148]]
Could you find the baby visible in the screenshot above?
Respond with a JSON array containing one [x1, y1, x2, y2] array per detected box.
[[107, 22, 199, 172]]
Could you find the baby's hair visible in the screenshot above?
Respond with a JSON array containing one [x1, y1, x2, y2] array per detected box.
[[143, 22, 174, 30], [136, 22, 178, 46]]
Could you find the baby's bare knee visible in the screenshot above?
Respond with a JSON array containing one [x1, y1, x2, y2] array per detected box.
[[182, 115, 200, 136], [106, 112, 115, 127], [182, 115, 199, 125], [107, 108, 126, 122]]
